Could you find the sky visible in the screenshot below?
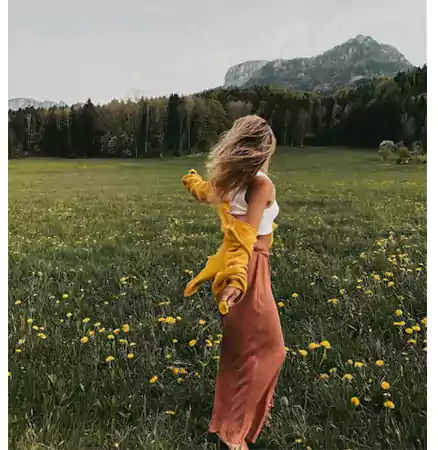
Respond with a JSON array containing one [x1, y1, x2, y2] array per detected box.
[[8, 0, 426, 105]]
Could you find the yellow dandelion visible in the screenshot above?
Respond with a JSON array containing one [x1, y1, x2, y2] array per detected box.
[[107, 334, 115, 340], [172, 339, 178, 344], [395, 309, 403, 317], [88, 330, 95, 337], [98, 327, 106, 333], [347, 359, 354, 365], [62, 294, 69, 299], [343, 374, 353, 381], [149, 375, 158, 384], [26, 318, 34, 324], [188, 339, 197, 347], [294, 439, 303, 444], [329, 367, 337, 374], [320, 340, 331, 349], [80, 336, 89, 344], [320, 373, 329, 380], [113, 329, 120, 335], [177, 377, 183, 383], [292, 293, 299, 298], [340, 288, 346, 295], [308, 342, 320, 350], [165, 410, 176, 415], [421, 317, 427, 326], [18, 339, 25, 345], [82, 317, 90, 323], [32, 325, 39, 331], [199, 319, 206, 325], [15, 349, 22, 354], [122, 324, 130, 332], [66, 312, 73, 318], [408, 339, 417, 345], [328, 298, 338, 305], [118, 339, 128, 344], [405, 328, 413, 335], [373, 274, 381, 281], [15, 300, 22, 305], [423, 347, 427, 352], [94, 322, 101, 327], [376, 360, 385, 367], [351, 396, 360, 407], [158, 317, 165, 323], [285, 346, 290, 352], [412, 325, 421, 332], [176, 316, 182, 321], [385, 272, 393, 277], [127, 353, 134, 359], [214, 340, 221, 345], [37, 333, 47, 340], [381, 381, 390, 390], [388, 281, 395, 288], [393, 321, 405, 327], [299, 349, 308, 357], [206, 339, 213, 347], [106, 356, 115, 362], [277, 301, 285, 308], [354, 361, 365, 368], [8, 371, 11, 377], [218, 301, 229, 315], [129, 342, 136, 347], [383, 400, 395, 409]]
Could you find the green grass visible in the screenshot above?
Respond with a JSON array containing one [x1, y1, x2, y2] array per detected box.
[[8, 148, 426, 450]]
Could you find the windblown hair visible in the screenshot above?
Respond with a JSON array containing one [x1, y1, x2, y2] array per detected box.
[[206, 115, 276, 202]]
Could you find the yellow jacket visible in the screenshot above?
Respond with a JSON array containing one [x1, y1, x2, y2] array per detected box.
[[181, 170, 259, 305]]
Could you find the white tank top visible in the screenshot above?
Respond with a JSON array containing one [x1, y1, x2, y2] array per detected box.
[[229, 171, 279, 236]]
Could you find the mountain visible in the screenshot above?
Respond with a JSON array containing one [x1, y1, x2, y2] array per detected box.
[[8, 98, 68, 111], [224, 35, 414, 92]]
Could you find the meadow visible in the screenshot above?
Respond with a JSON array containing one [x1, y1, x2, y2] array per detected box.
[[8, 148, 426, 450]]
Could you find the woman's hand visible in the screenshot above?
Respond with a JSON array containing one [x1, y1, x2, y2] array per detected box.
[[220, 286, 242, 307]]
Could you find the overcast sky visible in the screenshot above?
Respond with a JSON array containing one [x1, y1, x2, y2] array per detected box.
[[9, 0, 426, 105]]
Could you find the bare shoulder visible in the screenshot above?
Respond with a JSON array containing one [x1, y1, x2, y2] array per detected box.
[[247, 175, 273, 204]]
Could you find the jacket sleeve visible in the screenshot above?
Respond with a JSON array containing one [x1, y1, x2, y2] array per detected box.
[[181, 169, 214, 204]]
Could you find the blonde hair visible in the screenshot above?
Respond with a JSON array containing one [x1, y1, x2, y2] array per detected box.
[[206, 115, 276, 202]]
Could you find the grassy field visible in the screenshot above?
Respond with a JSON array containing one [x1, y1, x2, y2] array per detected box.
[[8, 148, 426, 450]]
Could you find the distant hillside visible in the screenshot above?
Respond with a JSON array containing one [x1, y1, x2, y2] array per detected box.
[[224, 35, 414, 92], [8, 98, 67, 111]]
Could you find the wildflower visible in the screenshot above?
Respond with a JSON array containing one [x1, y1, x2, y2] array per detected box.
[[329, 367, 337, 374], [206, 339, 213, 347], [421, 317, 427, 326], [218, 301, 229, 315], [122, 324, 130, 332], [343, 374, 353, 381], [129, 342, 136, 347], [113, 328, 120, 335], [373, 274, 381, 281], [365, 290, 373, 296], [199, 319, 206, 325], [176, 316, 182, 321], [213, 356, 220, 361], [214, 340, 221, 345], [388, 281, 395, 288], [376, 360, 385, 367], [359, 252, 366, 259], [299, 350, 308, 357], [351, 397, 360, 407], [26, 318, 34, 324], [8, 371, 11, 377], [354, 362, 364, 368], [405, 328, 413, 335], [98, 327, 106, 333], [18, 339, 25, 345], [308, 342, 320, 350], [347, 359, 353, 365], [94, 322, 101, 327], [127, 353, 134, 359], [80, 336, 89, 344], [88, 330, 95, 337], [82, 317, 90, 323], [292, 293, 299, 298], [107, 334, 115, 340], [15, 349, 22, 354], [393, 321, 405, 327], [32, 325, 39, 331], [194, 372, 200, 377], [384, 272, 393, 277], [106, 356, 115, 362], [172, 339, 178, 344], [320, 340, 331, 349], [395, 309, 403, 317], [118, 339, 128, 344], [285, 346, 290, 352], [149, 376, 158, 384], [384, 400, 395, 409], [412, 325, 421, 332], [381, 381, 390, 390], [217, 333, 223, 339], [294, 439, 303, 444], [62, 294, 69, 299], [277, 301, 285, 308], [328, 298, 338, 305], [423, 347, 427, 352], [189, 339, 197, 347], [37, 333, 47, 340], [320, 373, 329, 380], [408, 339, 417, 345], [66, 312, 73, 318], [165, 410, 176, 415], [15, 300, 22, 305], [340, 289, 346, 295]]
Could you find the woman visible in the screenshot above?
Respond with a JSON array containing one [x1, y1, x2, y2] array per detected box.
[[182, 115, 286, 450]]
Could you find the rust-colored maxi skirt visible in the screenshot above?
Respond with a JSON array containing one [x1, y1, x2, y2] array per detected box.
[[209, 246, 286, 446]]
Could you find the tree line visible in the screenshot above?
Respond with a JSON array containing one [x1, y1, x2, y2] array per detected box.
[[8, 66, 426, 159]]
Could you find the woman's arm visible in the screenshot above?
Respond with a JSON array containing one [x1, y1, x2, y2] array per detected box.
[[181, 169, 214, 204], [220, 176, 273, 306]]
